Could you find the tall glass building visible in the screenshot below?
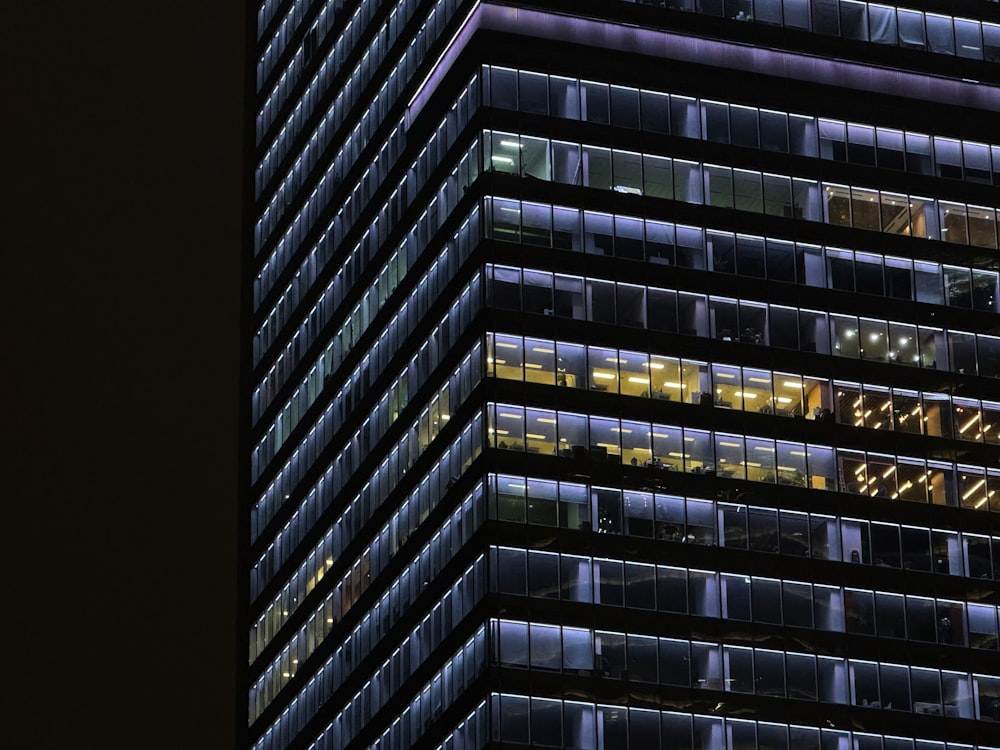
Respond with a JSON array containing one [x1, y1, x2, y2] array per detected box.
[[243, 1, 1000, 748]]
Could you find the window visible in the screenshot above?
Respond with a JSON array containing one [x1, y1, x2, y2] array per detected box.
[[581, 81, 609, 124]]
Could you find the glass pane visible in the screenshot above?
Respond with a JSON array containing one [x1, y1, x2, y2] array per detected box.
[[526, 408, 558, 456], [789, 115, 817, 157], [847, 124, 876, 166], [840, 0, 868, 40], [527, 480, 559, 527], [733, 169, 762, 213], [905, 133, 933, 175], [584, 211, 614, 256], [762, 173, 791, 216], [674, 160, 703, 204], [490, 67, 518, 110], [669, 95, 699, 138], [610, 85, 640, 129], [876, 128, 905, 170], [582, 145, 612, 190], [552, 140, 582, 185], [490, 132, 521, 174], [615, 216, 645, 261], [742, 368, 773, 412], [880, 192, 910, 234], [766, 239, 796, 282], [702, 101, 730, 143], [612, 149, 643, 195], [643, 155, 674, 199], [549, 75, 580, 119], [553, 206, 581, 251], [580, 81, 609, 124], [746, 436, 776, 483], [521, 202, 552, 247], [729, 105, 758, 148], [926, 14, 955, 55], [824, 184, 851, 226], [708, 231, 736, 274], [869, 3, 897, 42], [955, 19, 983, 60], [588, 344, 618, 392], [737, 235, 766, 278], [898, 9, 926, 49], [851, 188, 881, 231], [619, 350, 650, 395], [519, 71, 548, 115], [968, 206, 997, 249], [705, 164, 734, 208], [640, 90, 670, 133], [646, 220, 675, 265]]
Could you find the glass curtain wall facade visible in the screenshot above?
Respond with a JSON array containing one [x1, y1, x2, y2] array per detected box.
[[243, 0, 1000, 748]]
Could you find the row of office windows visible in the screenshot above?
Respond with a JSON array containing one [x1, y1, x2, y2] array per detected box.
[[254, 585, 487, 750], [255, 128, 479, 391], [251, 288, 483, 539], [256, 0, 299, 43], [249, 482, 484, 723], [258, 0, 333, 45], [256, 66, 475, 307], [254, 81, 478, 382], [256, 63, 466, 351], [489, 693, 1000, 750], [253, 238, 480, 516], [486, 264, 1000, 379], [483, 65, 1000, 184], [488, 402, 1000, 513], [253, 267, 481, 536], [252, 406, 482, 619], [253, 5, 478, 323], [253, 92, 401, 314], [833, 382, 1000, 442], [252, 336, 482, 599], [428, 700, 488, 750], [256, 0, 342, 108], [489, 474, 1000, 579], [257, 0, 353, 90], [485, 331, 1000, 446], [490, 546, 1000, 649], [254, 0, 466, 305], [256, 0, 373, 155], [298, 625, 488, 750], [250, 214, 480, 486], [250, 414, 482, 663], [251, 423, 484, 649], [627, 0, 1000, 61], [254, 122, 478, 418], [491, 619, 1000, 721], [256, 106, 404, 272], [256, 0, 308, 85], [488, 262, 1000, 375], [254, 194, 479, 458], [483, 130, 1000, 250], [256, 0, 438, 152], [251, 387, 479, 714], [483, 197, 1000, 313], [249, 444, 485, 664], [252, 233, 403, 405], [253, 206, 479, 460], [251, 476, 483, 684]]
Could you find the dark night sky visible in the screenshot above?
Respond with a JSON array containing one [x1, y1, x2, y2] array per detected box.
[[5, 3, 244, 746]]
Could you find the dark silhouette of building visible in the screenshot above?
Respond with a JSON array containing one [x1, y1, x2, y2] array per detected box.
[[244, 1, 1000, 748]]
